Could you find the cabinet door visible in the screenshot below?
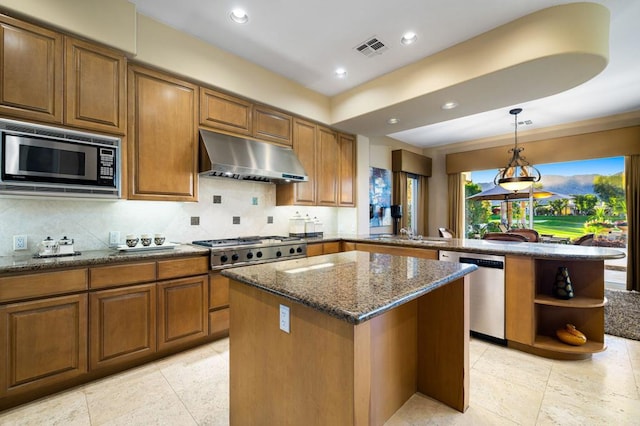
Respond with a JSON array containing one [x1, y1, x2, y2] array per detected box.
[[89, 284, 156, 370], [157, 275, 208, 351], [253, 105, 292, 146], [0, 294, 87, 397], [128, 65, 198, 201], [276, 118, 316, 205], [317, 126, 339, 206], [209, 272, 229, 310], [199, 88, 252, 136], [65, 37, 126, 134], [0, 15, 63, 123], [338, 133, 356, 207]]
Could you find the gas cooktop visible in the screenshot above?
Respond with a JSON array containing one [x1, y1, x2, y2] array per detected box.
[[192, 235, 303, 248], [192, 236, 307, 270]]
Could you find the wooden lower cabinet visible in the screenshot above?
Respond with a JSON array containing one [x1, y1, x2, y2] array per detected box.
[[157, 275, 209, 351], [0, 294, 87, 397], [89, 283, 156, 370], [353, 243, 438, 260], [307, 241, 342, 257], [209, 272, 230, 336]]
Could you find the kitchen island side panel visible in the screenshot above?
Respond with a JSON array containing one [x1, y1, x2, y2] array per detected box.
[[229, 275, 469, 425]]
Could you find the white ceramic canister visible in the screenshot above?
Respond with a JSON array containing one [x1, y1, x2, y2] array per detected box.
[[304, 214, 316, 238], [289, 211, 306, 237], [314, 216, 323, 238]]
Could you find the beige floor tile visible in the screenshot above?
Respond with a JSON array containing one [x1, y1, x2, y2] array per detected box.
[[384, 392, 518, 425], [472, 344, 552, 392], [160, 350, 229, 425], [0, 389, 90, 426], [469, 338, 491, 367], [537, 383, 640, 425], [84, 367, 177, 425], [469, 368, 544, 426], [100, 392, 197, 426]]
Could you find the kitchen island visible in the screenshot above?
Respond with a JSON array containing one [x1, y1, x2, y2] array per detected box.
[[222, 251, 477, 426]]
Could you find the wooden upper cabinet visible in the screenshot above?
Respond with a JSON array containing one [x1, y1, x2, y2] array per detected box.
[[0, 15, 63, 123], [276, 118, 316, 205], [64, 37, 126, 134], [338, 133, 356, 207], [128, 65, 198, 201], [252, 105, 292, 146], [199, 88, 252, 136], [316, 126, 339, 206]]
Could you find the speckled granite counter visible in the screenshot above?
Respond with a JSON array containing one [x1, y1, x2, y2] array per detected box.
[[0, 244, 209, 275], [222, 250, 476, 324], [317, 235, 625, 261]]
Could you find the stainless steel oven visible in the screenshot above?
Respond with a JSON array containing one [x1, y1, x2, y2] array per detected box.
[[0, 119, 120, 198]]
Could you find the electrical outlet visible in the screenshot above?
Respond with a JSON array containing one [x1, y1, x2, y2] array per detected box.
[[233, 216, 240, 225], [13, 235, 27, 251], [191, 216, 200, 226], [267, 216, 273, 224], [109, 231, 120, 247], [251, 197, 258, 205], [279, 304, 290, 333]]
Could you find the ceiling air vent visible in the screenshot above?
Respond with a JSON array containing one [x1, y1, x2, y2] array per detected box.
[[354, 36, 388, 57]]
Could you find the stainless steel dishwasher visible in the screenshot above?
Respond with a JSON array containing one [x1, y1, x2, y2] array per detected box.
[[439, 250, 506, 343]]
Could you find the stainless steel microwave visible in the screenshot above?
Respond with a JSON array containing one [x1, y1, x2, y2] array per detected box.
[[0, 119, 121, 198]]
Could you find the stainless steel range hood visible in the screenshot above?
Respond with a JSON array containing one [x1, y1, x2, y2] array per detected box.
[[199, 129, 308, 184]]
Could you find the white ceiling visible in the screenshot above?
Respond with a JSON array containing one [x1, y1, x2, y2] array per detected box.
[[130, 0, 640, 148]]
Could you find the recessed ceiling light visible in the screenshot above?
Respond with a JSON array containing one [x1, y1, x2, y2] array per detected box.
[[335, 68, 347, 78], [441, 101, 458, 110], [230, 8, 248, 24], [387, 117, 399, 124], [401, 32, 418, 45]]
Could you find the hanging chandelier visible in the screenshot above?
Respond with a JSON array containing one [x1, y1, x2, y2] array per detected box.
[[494, 108, 541, 192]]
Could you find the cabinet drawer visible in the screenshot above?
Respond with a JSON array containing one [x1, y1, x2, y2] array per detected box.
[[90, 262, 156, 289], [306, 243, 324, 257], [0, 269, 87, 303], [157, 256, 209, 280], [323, 242, 341, 254], [209, 273, 229, 309], [209, 308, 230, 336]]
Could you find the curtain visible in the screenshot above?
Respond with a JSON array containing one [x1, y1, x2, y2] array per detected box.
[[393, 171, 408, 231], [447, 173, 463, 238], [626, 155, 639, 291], [417, 175, 429, 236]]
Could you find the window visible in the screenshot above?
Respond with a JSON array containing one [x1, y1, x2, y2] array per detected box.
[[406, 174, 419, 231]]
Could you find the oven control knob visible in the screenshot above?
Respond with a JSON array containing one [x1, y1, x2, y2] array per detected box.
[[276, 251, 282, 257], [289, 247, 295, 254], [247, 252, 253, 259], [220, 255, 228, 263], [296, 247, 303, 253], [256, 251, 263, 258], [232, 254, 239, 261]]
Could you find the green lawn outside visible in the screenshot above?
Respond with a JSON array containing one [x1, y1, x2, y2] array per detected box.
[[488, 215, 608, 239]]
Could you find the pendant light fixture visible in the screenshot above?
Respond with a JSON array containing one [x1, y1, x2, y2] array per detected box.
[[494, 108, 541, 191]]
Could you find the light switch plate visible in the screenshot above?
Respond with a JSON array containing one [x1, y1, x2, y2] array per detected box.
[[109, 231, 120, 247], [279, 304, 290, 333]]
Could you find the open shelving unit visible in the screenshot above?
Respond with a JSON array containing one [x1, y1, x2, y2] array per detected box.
[[531, 258, 606, 359]]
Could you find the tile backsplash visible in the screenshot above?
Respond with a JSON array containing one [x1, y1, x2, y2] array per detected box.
[[0, 178, 355, 257]]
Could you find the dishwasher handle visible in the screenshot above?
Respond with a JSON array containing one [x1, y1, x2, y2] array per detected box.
[[459, 257, 504, 269]]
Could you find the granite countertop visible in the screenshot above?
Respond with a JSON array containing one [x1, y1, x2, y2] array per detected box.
[[319, 234, 625, 261], [222, 251, 477, 325], [0, 244, 210, 275]]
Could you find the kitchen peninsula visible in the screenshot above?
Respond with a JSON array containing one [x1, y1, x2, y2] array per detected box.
[[317, 236, 626, 360], [223, 251, 477, 425]]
